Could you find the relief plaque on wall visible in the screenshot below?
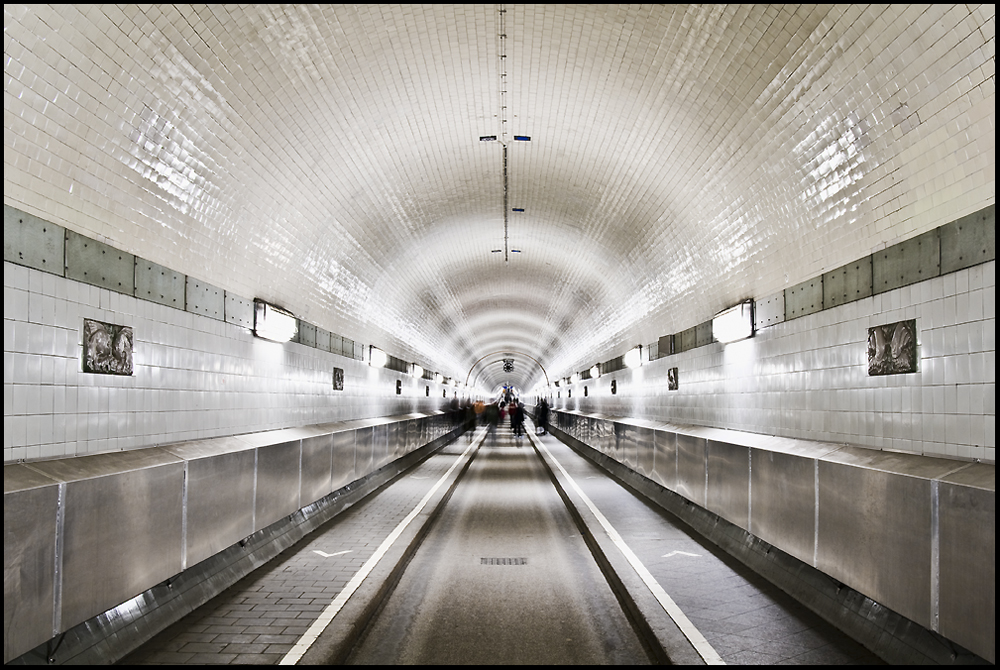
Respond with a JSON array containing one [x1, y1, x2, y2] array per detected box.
[[83, 319, 133, 375], [867, 319, 917, 376], [333, 367, 344, 391], [668, 367, 679, 390]]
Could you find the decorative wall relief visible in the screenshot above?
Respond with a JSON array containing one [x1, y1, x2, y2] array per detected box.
[[333, 367, 344, 391], [668, 367, 679, 390], [82, 319, 133, 375], [868, 319, 917, 375]]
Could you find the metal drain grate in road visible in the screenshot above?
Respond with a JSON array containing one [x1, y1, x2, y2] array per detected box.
[[480, 557, 528, 566]]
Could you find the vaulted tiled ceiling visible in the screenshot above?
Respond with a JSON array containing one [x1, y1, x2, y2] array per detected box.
[[4, 5, 994, 393]]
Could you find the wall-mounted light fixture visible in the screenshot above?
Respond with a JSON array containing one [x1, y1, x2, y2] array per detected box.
[[624, 345, 643, 369], [590, 364, 600, 379], [412, 364, 424, 378], [713, 300, 755, 344], [253, 300, 297, 342], [571, 372, 580, 384], [435, 373, 444, 384], [369, 346, 388, 368]]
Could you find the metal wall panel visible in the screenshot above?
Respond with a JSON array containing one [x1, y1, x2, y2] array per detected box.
[[331, 429, 357, 492], [749, 448, 816, 565], [675, 432, 707, 506], [224, 292, 254, 329], [315, 327, 332, 353], [298, 321, 317, 348], [816, 459, 935, 627], [135, 259, 186, 310], [254, 441, 301, 530], [300, 434, 334, 506], [695, 321, 714, 348], [706, 439, 749, 530], [634, 426, 653, 477], [4, 205, 65, 276], [3, 466, 60, 663], [55, 458, 184, 632], [937, 465, 995, 660], [651, 429, 677, 490], [161, 440, 256, 569], [873, 228, 940, 294], [65, 230, 136, 295], [185, 277, 225, 320], [823, 256, 873, 308], [754, 291, 785, 329], [939, 204, 995, 274], [785, 276, 824, 319]]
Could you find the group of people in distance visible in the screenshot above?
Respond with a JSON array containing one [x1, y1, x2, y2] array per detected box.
[[467, 395, 550, 446]]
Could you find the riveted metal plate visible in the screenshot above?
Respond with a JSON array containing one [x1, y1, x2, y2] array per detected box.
[[4, 205, 65, 275], [785, 276, 823, 319], [657, 334, 674, 358], [695, 320, 714, 348], [873, 228, 940, 294], [676, 326, 698, 353], [185, 277, 225, 320], [224, 292, 254, 329], [299, 321, 317, 348], [755, 291, 785, 328], [135, 259, 185, 309], [823, 256, 873, 308], [65, 230, 135, 294], [940, 204, 995, 274], [315, 327, 332, 352]]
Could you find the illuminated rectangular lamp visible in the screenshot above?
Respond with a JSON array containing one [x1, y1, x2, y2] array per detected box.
[[253, 299, 297, 342], [713, 300, 754, 343]]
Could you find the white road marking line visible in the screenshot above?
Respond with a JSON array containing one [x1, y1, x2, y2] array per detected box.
[[280, 435, 483, 665], [663, 550, 701, 559], [530, 433, 725, 665], [313, 550, 351, 558]]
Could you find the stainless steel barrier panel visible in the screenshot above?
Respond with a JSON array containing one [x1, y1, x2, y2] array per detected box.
[[651, 428, 677, 490], [816, 449, 958, 631], [355, 426, 375, 479], [937, 464, 995, 658], [300, 432, 335, 507], [675, 431, 708, 507], [634, 425, 654, 478], [331, 427, 357, 492], [706, 439, 750, 531], [28, 450, 185, 635], [254, 440, 303, 530], [162, 438, 257, 569], [372, 423, 390, 471], [3, 465, 60, 663], [748, 447, 820, 567]]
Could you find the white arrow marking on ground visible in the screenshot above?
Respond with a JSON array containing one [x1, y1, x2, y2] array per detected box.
[[313, 550, 351, 558], [662, 550, 701, 559]]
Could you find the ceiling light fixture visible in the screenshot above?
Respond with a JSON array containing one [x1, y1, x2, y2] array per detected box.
[[713, 300, 755, 344]]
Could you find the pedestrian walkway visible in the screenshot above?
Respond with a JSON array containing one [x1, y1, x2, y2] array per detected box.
[[526, 421, 882, 665], [121, 432, 483, 665]]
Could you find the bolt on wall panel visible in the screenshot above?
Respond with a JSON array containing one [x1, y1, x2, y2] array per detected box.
[[185, 277, 225, 320], [755, 291, 785, 328], [4, 205, 65, 276], [224, 292, 254, 330], [65, 230, 135, 295], [940, 205, 995, 275], [823, 256, 873, 309], [135, 259, 185, 310], [785, 276, 824, 320], [873, 229, 940, 295], [677, 326, 698, 353]]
